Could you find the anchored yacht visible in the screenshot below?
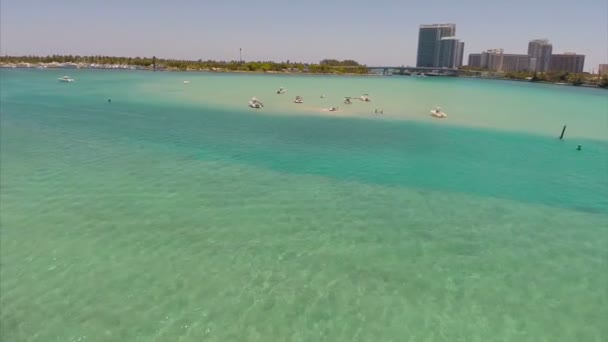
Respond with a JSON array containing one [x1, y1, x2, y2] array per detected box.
[[430, 107, 447, 118], [358, 94, 371, 102], [249, 97, 264, 108], [58, 76, 75, 82]]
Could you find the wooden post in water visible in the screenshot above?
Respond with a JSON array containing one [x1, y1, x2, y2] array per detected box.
[[559, 125, 567, 139]]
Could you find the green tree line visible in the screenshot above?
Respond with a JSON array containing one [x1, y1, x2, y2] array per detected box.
[[0, 55, 369, 74], [319, 59, 361, 66]]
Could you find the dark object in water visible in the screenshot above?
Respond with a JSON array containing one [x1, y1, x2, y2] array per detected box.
[[577, 144, 582, 151], [108, 98, 112, 103], [559, 125, 566, 139]]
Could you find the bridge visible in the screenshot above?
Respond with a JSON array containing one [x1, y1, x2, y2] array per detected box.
[[367, 66, 459, 76]]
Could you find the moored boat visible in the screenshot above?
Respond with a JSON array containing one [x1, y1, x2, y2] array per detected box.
[[58, 76, 75, 82], [358, 94, 371, 102], [249, 97, 264, 108], [430, 107, 447, 118]]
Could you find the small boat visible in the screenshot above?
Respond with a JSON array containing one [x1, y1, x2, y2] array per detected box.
[[320, 94, 326, 98], [58, 76, 75, 82], [343, 97, 352, 104], [430, 107, 447, 118], [329, 107, 338, 112], [249, 97, 264, 108], [294, 96, 303, 104], [276, 87, 286, 94], [358, 94, 371, 102], [183, 80, 191, 84]]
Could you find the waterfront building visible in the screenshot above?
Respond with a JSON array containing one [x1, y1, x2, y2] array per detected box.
[[481, 49, 503, 70], [468, 53, 482, 67], [528, 39, 553, 72], [438, 37, 464, 68], [549, 53, 585, 73], [457, 41, 465, 68], [501, 54, 530, 72], [416, 23, 456, 67], [476, 49, 529, 72]]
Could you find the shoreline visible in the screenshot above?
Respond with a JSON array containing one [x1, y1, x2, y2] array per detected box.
[[0, 63, 374, 77], [0, 64, 384, 77], [1, 63, 604, 86], [457, 74, 604, 88]]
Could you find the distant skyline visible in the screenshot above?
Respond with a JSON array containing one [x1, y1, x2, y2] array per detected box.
[[1, 0, 607, 72]]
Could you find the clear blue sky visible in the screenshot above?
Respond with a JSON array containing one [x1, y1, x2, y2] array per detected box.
[[1, 0, 607, 71]]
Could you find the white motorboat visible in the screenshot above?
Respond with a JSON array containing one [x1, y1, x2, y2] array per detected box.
[[276, 87, 286, 94], [58, 76, 75, 82], [430, 107, 447, 118], [358, 94, 371, 102], [183, 80, 191, 84], [249, 97, 264, 108], [329, 107, 338, 112], [294, 96, 303, 103]]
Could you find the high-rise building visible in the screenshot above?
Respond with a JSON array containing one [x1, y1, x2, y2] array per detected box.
[[549, 53, 585, 73], [468, 53, 482, 68], [501, 54, 530, 72], [438, 37, 464, 68], [416, 23, 456, 67], [528, 57, 537, 72], [457, 41, 465, 68], [476, 49, 529, 72], [481, 49, 504, 70], [599, 64, 608, 76], [528, 39, 553, 72]]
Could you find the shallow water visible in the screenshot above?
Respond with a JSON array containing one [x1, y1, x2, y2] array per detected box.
[[1, 69, 607, 341]]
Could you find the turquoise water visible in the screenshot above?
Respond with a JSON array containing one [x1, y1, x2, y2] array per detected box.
[[1, 69, 607, 341]]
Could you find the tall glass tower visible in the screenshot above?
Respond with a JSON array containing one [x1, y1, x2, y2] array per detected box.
[[528, 39, 553, 72], [416, 24, 456, 67]]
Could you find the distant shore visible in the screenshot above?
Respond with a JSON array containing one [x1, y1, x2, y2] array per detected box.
[[2, 62, 605, 87], [0, 62, 378, 77], [457, 74, 603, 88]]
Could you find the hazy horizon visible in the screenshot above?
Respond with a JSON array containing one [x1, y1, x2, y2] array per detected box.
[[1, 0, 607, 72]]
